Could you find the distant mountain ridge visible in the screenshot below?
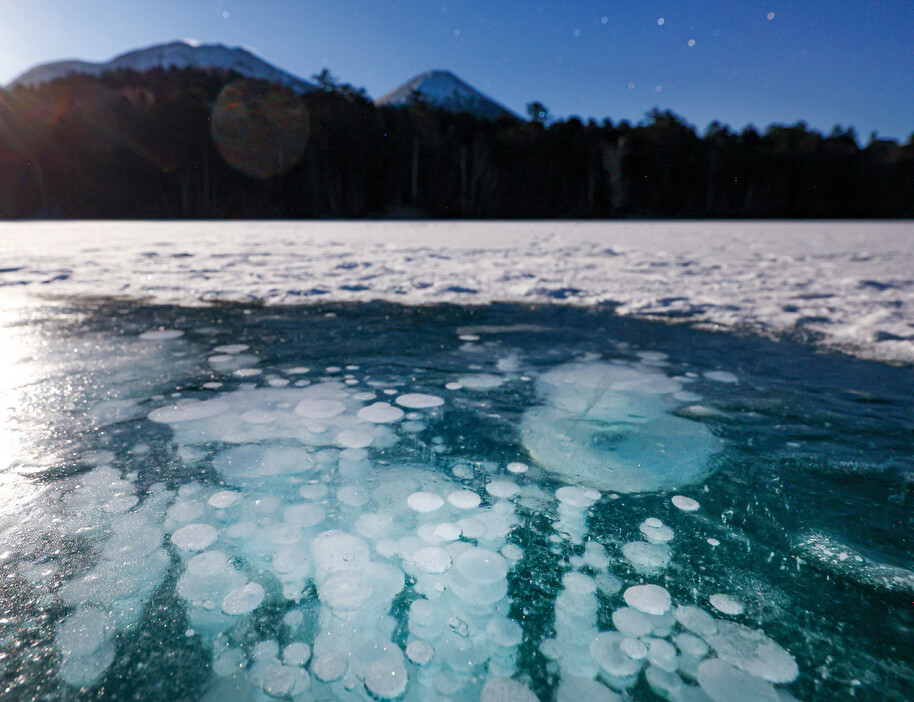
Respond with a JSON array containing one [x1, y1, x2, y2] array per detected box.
[[8, 40, 316, 94], [376, 70, 518, 120], [8, 41, 518, 121]]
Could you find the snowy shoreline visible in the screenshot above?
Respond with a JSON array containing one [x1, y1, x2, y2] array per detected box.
[[1, 220, 912, 364]]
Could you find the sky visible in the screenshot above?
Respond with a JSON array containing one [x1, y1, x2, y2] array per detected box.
[[0, 0, 911, 141]]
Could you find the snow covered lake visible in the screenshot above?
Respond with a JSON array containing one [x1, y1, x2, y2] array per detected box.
[[0, 221, 912, 701]]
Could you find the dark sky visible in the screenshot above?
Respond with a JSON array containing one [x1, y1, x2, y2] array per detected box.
[[1, 0, 911, 140]]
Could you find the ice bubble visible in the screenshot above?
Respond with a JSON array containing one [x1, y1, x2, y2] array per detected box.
[[337, 485, 370, 507], [612, 607, 657, 637], [481, 676, 538, 702], [58, 641, 115, 687], [705, 621, 798, 683], [675, 632, 710, 658], [698, 658, 779, 702], [704, 371, 739, 384], [447, 490, 481, 510], [214, 445, 315, 482], [213, 648, 245, 676], [486, 617, 523, 647], [486, 480, 520, 499], [457, 517, 486, 539], [148, 399, 230, 423], [445, 382, 463, 390], [500, 543, 523, 562], [556, 676, 622, 702], [622, 541, 670, 572], [311, 653, 348, 682], [364, 654, 408, 700], [620, 637, 648, 660], [556, 486, 600, 508], [284, 610, 304, 628], [299, 483, 329, 500], [254, 640, 280, 661], [410, 547, 452, 574], [336, 429, 375, 449], [595, 573, 622, 595], [647, 638, 678, 671], [171, 523, 218, 552], [261, 663, 307, 697], [563, 571, 597, 596], [319, 572, 374, 610], [140, 329, 184, 340], [357, 402, 405, 424], [395, 393, 444, 409], [506, 462, 528, 474], [458, 374, 505, 390], [103, 494, 139, 513], [709, 594, 744, 616], [202, 382, 223, 389], [208, 491, 240, 509], [234, 367, 262, 377], [286, 367, 309, 375], [584, 541, 610, 570], [673, 390, 704, 402], [407, 491, 444, 513], [640, 519, 675, 544], [672, 495, 701, 512], [521, 361, 719, 492], [675, 606, 718, 637], [590, 632, 643, 683], [434, 522, 462, 541], [222, 582, 265, 615], [213, 344, 249, 354], [454, 549, 507, 583], [272, 546, 310, 575], [406, 640, 434, 665], [707, 538, 720, 547], [294, 398, 346, 419], [55, 607, 111, 657], [312, 530, 370, 576], [240, 409, 276, 424]]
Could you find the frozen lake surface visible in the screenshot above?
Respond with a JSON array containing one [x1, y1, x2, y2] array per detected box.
[[0, 222, 912, 701], [1, 220, 912, 364]]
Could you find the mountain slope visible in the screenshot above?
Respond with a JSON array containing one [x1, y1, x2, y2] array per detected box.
[[376, 70, 518, 120], [8, 40, 314, 93]]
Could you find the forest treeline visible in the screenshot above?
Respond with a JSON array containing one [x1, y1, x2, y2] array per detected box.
[[0, 67, 911, 219]]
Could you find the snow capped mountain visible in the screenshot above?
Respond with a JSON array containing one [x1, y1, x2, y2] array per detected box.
[[376, 70, 518, 120], [8, 40, 314, 93]]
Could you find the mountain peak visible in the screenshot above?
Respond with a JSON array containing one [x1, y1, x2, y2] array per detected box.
[[7, 40, 314, 93], [376, 70, 518, 121]]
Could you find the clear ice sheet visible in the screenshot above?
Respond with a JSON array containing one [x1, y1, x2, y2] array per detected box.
[[0, 301, 912, 702]]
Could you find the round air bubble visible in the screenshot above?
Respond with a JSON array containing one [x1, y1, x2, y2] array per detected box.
[[395, 393, 444, 409], [364, 656, 408, 700], [620, 637, 648, 660], [58, 641, 115, 687], [454, 549, 508, 584], [595, 573, 622, 595], [563, 572, 597, 595], [406, 640, 434, 665], [272, 546, 309, 575], [261, 663, 303, 697], [458, 517, 485, 539], [312, 531, 370, 575], [447, 490, 481, 510], [171, 524, 218, 552], [612, 607, 656, 637], [311, 653, 348, 682], [675, 633, 709, 658], [299, 483, 329, 500], [434, 523, 461, 541], [500, 543, 523, 562], [140, 329, 184, 340], [675, 606, 718, 637], [213, 648, 245, 677], [319, 573, 373, 610], [254, 640, 280, 661], [56, 608, 111, 657], [506, 462, 528, 474], [640, 519, 675, 544], [283, 642, 311, 666], [240, 410, 275, 424], [705, 621, 799, 683], [648, 638, 678, 671], [336, 429, 374, 449], [672, 495, 700, 512], [358, 402, 404, 423], [697, 658, 779, 702], [704, 371, 739, 384], [486, 617, 523, 647], [234, 368, 261, 377], [481, 676, 538, 702], [337, 485, 370, 507], [622, 542, 670, 571], [458, 374, 504, 390], [222, 582, 265, 615], [624, 584, 671, 615], [709, 594, 744, 616], [590, 632, 643, 679], [294, 399, 346, 419], [208, 491, 240, 509], [407, 491, 444, 513], [556, 486, 600, 508], [486, 480, 519, 499], [213, 344, 249, 354], [556, 676, 623, 702], [148, 399, 230, 423], [411, 547, 452, 574], [283, 503, 325, 527]]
